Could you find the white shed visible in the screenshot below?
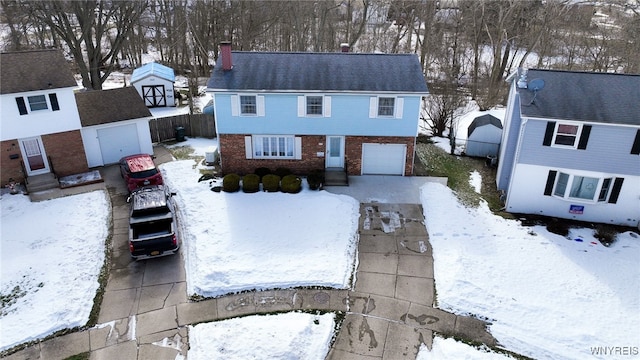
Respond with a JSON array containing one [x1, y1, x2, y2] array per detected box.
[[131, 62, 176, 107], [465, 114, 503, 157]]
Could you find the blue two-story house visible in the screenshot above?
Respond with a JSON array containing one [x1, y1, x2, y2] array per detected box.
[[497, 68, 640, 227], [207, 43, 429, 177]]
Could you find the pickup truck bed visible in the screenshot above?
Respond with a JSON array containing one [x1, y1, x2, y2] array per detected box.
[[128, 185, 180, 260]]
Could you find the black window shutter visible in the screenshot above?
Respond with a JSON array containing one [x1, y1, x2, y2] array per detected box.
[[631, 129, 640, 155], [608, 178, 624, 204], [49, 94, 60, 111], [577, 125, 591, 150], [15, 97, 27, 115], [544, 170, 557, 196], [543, 121, 555, 146]]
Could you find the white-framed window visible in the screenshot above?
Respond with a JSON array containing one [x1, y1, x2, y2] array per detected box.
[[240, 95, 257, 115], [598, 178, 612, 202], [16, 93, 60, 115], [306, 96, 323, 115], [27, 95, 48, 111], [378, 97, 395, 116], [245, 135, 302, 159], [543, 121, 591, 150], [553, 123, 581, 147], [231, 94, 264, 116], [369, 96, 403, 118], [552, 172, 611, 202], [297, 95, 331, 117], [545, 170, 623, 204]]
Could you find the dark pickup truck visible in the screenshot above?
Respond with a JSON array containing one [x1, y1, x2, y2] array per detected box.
[[128, 185, 180, 260]]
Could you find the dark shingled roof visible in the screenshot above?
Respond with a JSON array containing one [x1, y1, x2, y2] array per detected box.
[[207, 51, 429, 93], [518, 69, 640, 125], [75, 87, 152, 127], [1, 49, 77, 94], [468, 114, 502, 137]]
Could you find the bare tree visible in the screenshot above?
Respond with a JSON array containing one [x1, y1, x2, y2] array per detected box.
[[30, 0, 148, 90]]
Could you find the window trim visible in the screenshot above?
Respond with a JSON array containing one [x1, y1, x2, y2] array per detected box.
[[15, 93, 60, 115], [551, 123, 582, 149], [377, 97, 396, 117], [239, 95, 257, 115], [543, 121, 591, 150], [297, 95, 331, 118], [305, 95, 324, 116], [251, 135, 296, 159], [369, 96, 404, 119], [231, 94, 265, 116], [547, 170, 619, 203]]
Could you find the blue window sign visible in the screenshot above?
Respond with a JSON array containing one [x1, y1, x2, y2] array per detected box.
[[569, 205, 584, 214]]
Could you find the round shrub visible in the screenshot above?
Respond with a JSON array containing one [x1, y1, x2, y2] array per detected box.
[[306, 169, 324, 190], [262, 174, 281, 192], [281, 174, 302, 194], [222, 173, 241, 192], [242, 174, 260, 193], [274, 167, 292, 178], [254, 167, 271, 181]]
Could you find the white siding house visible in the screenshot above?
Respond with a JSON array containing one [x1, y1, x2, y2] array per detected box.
[[0, 49, 89, 188], [497, 69, 640, 227]]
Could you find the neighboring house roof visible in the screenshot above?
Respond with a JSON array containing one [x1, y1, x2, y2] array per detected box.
[[131, 62, 175, 83], [0, 49, 77, 94], [75, 87, 152, 126], [468, 114, 502, 137], [207, 51, 429, 93], [517, 69, 640, 125]]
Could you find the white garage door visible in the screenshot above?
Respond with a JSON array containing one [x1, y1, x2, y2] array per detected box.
[[361, 143, 406, 175], [97, 124, 141, 164]]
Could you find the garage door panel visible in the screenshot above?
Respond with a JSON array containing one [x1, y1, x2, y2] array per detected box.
[[97, 124, 141, 164], [362, 143, 406, 175]]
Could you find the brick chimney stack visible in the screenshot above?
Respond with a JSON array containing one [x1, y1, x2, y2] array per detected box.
[[340, 43, 350, 53], [220, 41, 233, 71]]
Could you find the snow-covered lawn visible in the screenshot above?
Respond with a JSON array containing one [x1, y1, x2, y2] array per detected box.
[[160, 160, 360, 297], [2, 136, 637, 360], [188, 312, 336, 360], [417, 336, 514, 359], [0, 191, 110, 351], [421, 182, 640, 360]]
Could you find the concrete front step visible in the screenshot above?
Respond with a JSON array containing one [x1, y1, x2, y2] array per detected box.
[[26, 173, 60, 193], [324, 169, 348, 186]]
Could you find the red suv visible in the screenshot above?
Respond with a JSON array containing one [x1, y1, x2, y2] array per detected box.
[[119, 154, 164, 192]]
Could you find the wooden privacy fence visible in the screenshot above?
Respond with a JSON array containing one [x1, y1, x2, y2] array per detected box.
[[149, 113, 216, 142]]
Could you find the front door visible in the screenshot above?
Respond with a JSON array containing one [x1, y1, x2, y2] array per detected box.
[[326, 136, 344, 168], [19, 137, 50, 176]]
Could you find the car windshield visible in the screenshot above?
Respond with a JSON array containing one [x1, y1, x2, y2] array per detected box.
[[130, 168, 159, 179]]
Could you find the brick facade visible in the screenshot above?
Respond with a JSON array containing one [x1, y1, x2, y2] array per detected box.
[[1, 140, 25, 186], [219, 134, 415, 176], [1, 130, 89, 186]]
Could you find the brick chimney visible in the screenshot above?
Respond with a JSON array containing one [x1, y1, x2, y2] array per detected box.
[[220, 41, 233, 71], [340, 43, 350, 53]]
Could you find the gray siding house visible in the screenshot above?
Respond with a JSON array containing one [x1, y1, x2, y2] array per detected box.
[[496, 69, 640, 227]]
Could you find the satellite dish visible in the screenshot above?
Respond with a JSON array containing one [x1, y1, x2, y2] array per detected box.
[[527, 78, 545, 91]]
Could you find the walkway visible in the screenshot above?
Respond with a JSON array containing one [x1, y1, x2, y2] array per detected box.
[[4, 147, 496, 360]]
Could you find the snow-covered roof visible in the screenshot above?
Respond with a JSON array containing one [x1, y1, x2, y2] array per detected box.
[[131, 62, 175, 83]]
